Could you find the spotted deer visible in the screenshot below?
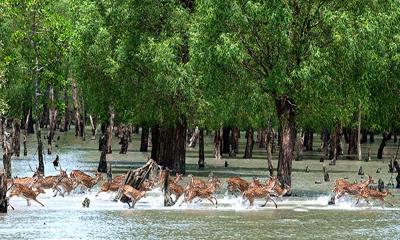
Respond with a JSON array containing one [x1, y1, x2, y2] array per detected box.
[[8, 183, 46, 207], [180, 177, 221, 207], [121, 185, 146, 208], [335, 176, 374, 200], [355, 188, 393, 207], [70, 170, 103, 190], [242, 177, 278, 208]]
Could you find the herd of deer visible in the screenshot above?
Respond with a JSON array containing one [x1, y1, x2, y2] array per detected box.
[[332, 176, 393, 207], [5, 164, 394, 209]]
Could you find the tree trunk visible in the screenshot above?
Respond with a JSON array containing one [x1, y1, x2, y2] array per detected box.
[[81, 97, 86, 140], [343, 128, 350, 144], [40, 102, 49, 128], [2, 128, 12, 178], [222, 127, 231, 154], [361, 129, 368, 144], [62, 88, 69, 132], [276, 97, 296, 188], [369, 133, 374, 143], [303, 129, 313, 151], [32, 21, 44, 174], [119, 125, 129, 154], [321, 129, 330, 156], [106, 111, 114, 154], [47, 86, 57, 155], [357, 103, 362, 161], [98, 123, 107, 151], [89, 115, 97, 139], [329, 122, 342, 164], [213, 129, 222, 160], [23, 110, 30, 156], [0, 173, 8, 213], [258, 129, 267, 148], [188, 127, 199, 148], [377, 132, 391, 159], [158, 121, 187, 174], [151, 125, 160, 161], [243, 128, 254, 158], [12, 119, 21, 157], [266, 121, 274, 176], [127, 124, 132, 142], [97, 136, 108, 173], [347, 129, 358, 159], [198, 128, 205, 168], [231, 127, 239, 155], [72, 80, 81, 137], [140, 127, 149, 152]]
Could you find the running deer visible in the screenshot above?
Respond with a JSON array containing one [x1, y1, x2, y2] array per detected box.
[[242, 177, 278, 208], [33, 164, 68, 196], [96, 175, 126, 196], [8, 183, 46, 207], [121, 185, 146, 208], [180, 177, 221, 207], [9, 163, 43, 187], [355, 188, 393, 207], [70, 170, 103, 190], [334, 176, 374, 199], [169, 174, 184, 203], [226, 177, 249, 193], [185, 174, 208, 190], [272, 183, 291, 199]]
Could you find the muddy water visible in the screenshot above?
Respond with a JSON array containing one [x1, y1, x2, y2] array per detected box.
[[1, 131, 399, 239]]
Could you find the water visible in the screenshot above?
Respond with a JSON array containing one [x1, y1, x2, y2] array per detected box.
[[1, 131, 400, 239]]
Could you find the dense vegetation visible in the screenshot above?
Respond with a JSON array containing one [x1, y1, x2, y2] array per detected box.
[[1, 0, 400, 188]]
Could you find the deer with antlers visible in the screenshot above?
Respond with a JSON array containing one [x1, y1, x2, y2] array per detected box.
[[8, 163, 43, 188], [70, 170, 103, 191], [334, 176, 374, 200], [8, 183, 46, 207], [180, 176, 221, 207], [242, 177, 278, 208], [32, 162, 68, 197]]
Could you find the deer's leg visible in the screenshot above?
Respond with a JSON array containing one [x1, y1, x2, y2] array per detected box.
[[33, 198, 44, 207], [383, 199, 394, 207], [263, 196, 277, 208], [26, 199, 30, 206], [8, 203, 15, 210], [205, 197, 215, 206]]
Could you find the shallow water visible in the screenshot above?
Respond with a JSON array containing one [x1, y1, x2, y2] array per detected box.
[[1, 131, 400, 239]]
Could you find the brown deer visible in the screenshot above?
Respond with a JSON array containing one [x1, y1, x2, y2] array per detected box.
[[168, 174, 184, 203], [180, 177, 221, 207], [54, 176, 78, 196], [96, 174, 126, 196], [70, 170, 103, 190], [226, 177, 249, 193], [121, 185, 146, 208], [186, 174, 208, 189], [335, 176, 374, 200], [9, 163, 43, 187], [33, 165, 68, 197], [355, 188, 393, 207], [242, 177, 278, 208], [272, 183, 291, 199], [8, 183, 46, 207]]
